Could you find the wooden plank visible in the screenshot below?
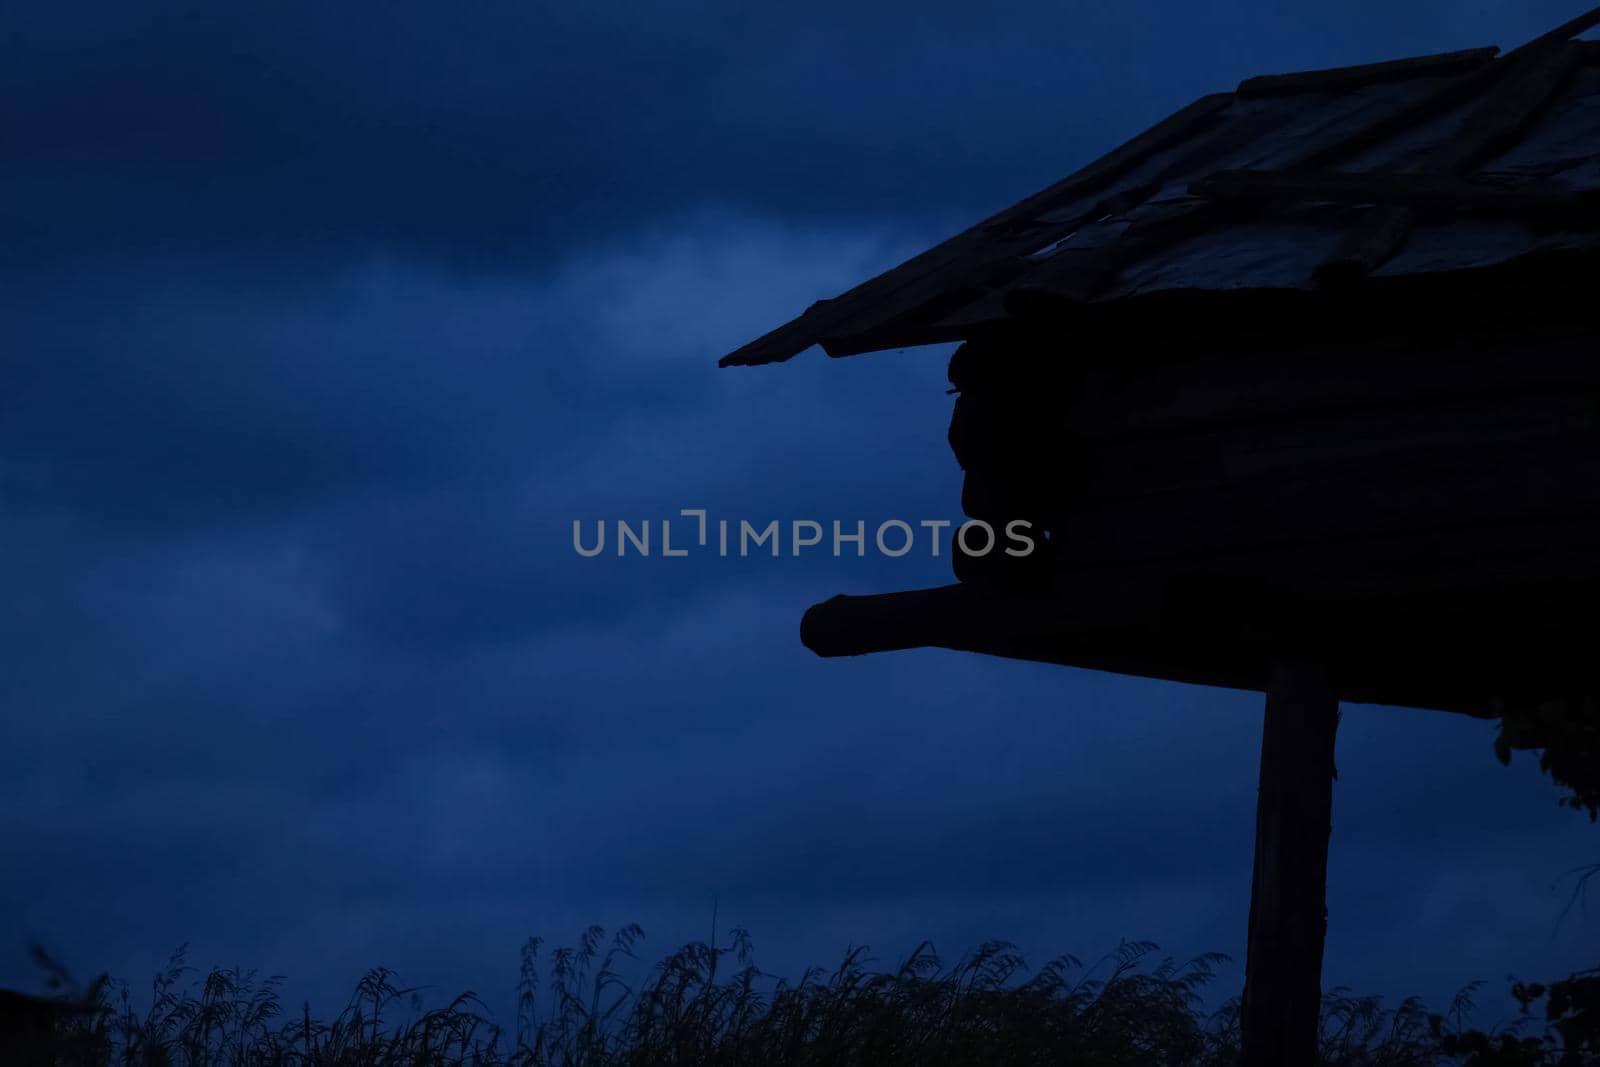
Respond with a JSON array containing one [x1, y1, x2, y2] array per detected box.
[[1086, 36, 1587, 294], [1011, 42, 1561, 303], [1313, 204, 1420, 287], [821, 307, 998, 357], [1312, 41, 1584, 282], [817, 274, 1026, 357], [1286, 60, 1510, 171], [1236, 46, 1498, 98], [1189, 168, 1600, 222], [716, 298, 842, 369], [1139, 102, 1324, 188], [1010, 39, 1570, 308], [1232, 78, 1489, 173], [718, 92, 1235, 367], [1282, 25, 1587, 177], [1240, 662, 1338, 1067], [1433, 42, 1584, 174]]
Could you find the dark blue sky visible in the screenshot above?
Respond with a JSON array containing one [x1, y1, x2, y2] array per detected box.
[[4, 0, 1596, 1025]]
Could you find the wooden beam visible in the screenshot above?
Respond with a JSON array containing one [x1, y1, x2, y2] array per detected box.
[[799, 564, 1600, 716], [1240, 662, 1339, 1067], [801, 584, 1078, 661], [1236, 46, 1498, 98], [796, 583, 1544, 717]]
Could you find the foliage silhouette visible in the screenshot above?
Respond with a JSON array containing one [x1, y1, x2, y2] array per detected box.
[[1495, 697, 1600, 820], [8, 929, 1599, 1065]]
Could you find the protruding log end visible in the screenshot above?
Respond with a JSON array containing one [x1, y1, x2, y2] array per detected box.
[[801, 589, 966, 659], [799, 596, 855, 658]]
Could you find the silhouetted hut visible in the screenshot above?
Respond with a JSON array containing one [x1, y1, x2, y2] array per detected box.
[[721, 9, 1600, 1065]]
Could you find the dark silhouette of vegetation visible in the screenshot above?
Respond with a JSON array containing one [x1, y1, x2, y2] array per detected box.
[[7, 928, 1598, 1065], [1495, 697, 1600, 820]]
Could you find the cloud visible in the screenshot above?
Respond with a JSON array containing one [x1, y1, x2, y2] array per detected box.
[[9, 0, 1575, 275]]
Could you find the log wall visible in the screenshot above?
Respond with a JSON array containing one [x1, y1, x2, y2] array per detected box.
[[948, 325, 1600, 631]]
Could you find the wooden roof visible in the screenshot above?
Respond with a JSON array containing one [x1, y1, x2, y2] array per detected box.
[[721, 9, 1600, 368]]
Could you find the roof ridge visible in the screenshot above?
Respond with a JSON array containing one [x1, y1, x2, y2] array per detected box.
[[1236, 47, 1499, 98]]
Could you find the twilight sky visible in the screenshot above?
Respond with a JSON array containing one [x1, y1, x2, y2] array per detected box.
[[4, 0, 1597, 1025]]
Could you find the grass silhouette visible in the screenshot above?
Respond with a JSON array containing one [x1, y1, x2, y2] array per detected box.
[[9, 927, 1596, 1065]]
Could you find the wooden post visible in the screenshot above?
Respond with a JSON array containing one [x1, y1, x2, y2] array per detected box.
[[1240, 660, 1339, 1067]]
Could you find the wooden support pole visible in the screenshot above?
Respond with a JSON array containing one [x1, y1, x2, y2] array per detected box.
[[1240, 661, 1339, 1067]]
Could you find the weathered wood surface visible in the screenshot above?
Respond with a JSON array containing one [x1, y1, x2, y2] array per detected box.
[[1312, 40, 1584, 281], [1016, 28, 1594, 309], [1287, 38, 1576, 173], [1433, 42, 1583, 174], [1240, 662, 1338, 1067]]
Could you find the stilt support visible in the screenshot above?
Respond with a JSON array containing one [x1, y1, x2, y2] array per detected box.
[[1240, 660, 1339, 1066]]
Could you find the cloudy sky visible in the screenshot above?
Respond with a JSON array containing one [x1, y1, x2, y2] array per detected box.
[[4, 0, 1597, 1027]]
